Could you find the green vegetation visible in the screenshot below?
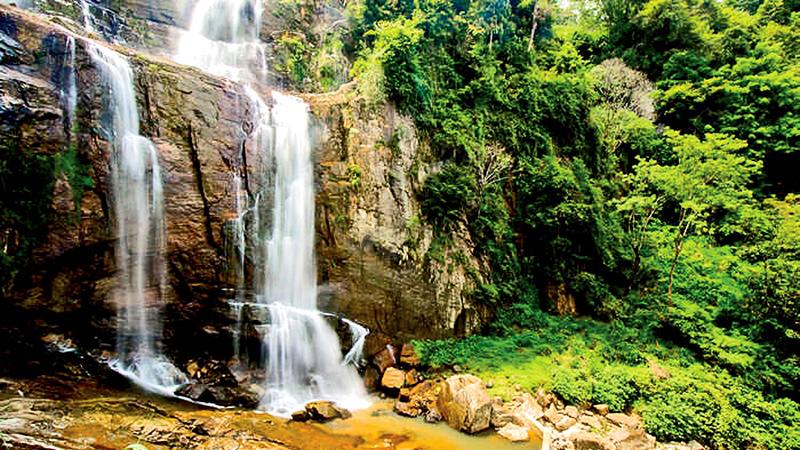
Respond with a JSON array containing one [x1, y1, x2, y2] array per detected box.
[[1, 131, 91, 292], [329, 0, 800, 447], [0, 141, 56, 292]]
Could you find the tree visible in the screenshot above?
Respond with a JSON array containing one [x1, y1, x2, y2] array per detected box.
[[589, 58, 656, 173], [619, 131, 760, 299]]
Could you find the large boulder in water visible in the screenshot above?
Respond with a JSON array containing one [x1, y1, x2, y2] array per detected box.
[[292, 401, 351, 423], [436, 375, 493, 434]]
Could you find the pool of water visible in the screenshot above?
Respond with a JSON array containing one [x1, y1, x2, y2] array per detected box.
[[325, 399, 543, 450]]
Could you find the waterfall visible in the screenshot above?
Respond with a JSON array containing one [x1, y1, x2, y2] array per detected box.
[[176, 0, 368, 415], [79, 0, 94, 33], [61, 36, 78, 134], [87, 42, 187, 394], [175, 0, 267, 82], [259, 93, 367, 415]]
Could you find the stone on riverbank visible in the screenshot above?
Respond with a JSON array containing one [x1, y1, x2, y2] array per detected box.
[[437, 375, 493, 434]]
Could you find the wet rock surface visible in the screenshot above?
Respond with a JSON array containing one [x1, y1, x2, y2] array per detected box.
[[292, 400, 352, 423], [437, 374, 493, 434], [0, 377, 370, 450], [0, 5, 489, 376]]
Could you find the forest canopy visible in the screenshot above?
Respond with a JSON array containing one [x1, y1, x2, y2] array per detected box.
[[332, 0, 800, 447]]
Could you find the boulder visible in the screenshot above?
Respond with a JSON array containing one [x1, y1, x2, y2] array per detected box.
[[579, 414, 603, 430], [607, 413, 642, 430], [491, 402, 515, 428], [424, 408, 442, 423], [555, 415, 578, 431], [363, 333, 393, 362], [246, 384, 266, 400], [571, 432, 615, 450], [187, 360, 238, 387], [394, 401, 417, 417], [381, 367, 406, 390], [399, 344, 420, 367], [304, 401, 351, 422], [436, 375, 493, 434], [291, 410, 309, 422], [363, 366, 380, 391], [536, 389, 555, 408], [497, 423, 531, 442], [404, 368, 420, 386], [508, 393, 545, 426], [608, 427, 655, 449], [593, 404, 610, 416], [175, 383, 259, 408], [565, 405, 579, 418], [373, 346, 397, 373], [394, 380, 440, 419], [544, 404, 561, 425]]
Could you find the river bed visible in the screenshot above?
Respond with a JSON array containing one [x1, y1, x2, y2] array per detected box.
[[0, 377, 541, 449]]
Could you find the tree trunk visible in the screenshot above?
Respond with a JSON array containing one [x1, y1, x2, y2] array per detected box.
[[668, 215, 691, 304], [668, 250, 678, 301], [528, 2, 539, 51]]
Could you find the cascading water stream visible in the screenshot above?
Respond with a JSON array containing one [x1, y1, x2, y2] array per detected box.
[[8, 0, 187, 395], [86, 42, 186, 394], [175, 0, 368, 415], [60, 36, 78, 134], [79, 0, 94, 33], [259, 93, 367, 415]]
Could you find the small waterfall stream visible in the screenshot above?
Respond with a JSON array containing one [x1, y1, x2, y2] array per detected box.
[[60, 36, 77, 134], [86, 42, 186, 394], [175, 0, 368, 415], [79, 0, 94, 33]]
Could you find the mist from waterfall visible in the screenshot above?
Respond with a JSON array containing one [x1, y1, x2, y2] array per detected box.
[[175, 0, 368, 415], [87, 42, 187, 394]]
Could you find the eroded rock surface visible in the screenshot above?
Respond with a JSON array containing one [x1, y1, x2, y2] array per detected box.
[[0, 378, 365, 450]]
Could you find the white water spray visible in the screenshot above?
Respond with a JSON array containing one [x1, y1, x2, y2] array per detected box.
[[175, 0, 267, 82], [79, 0, 94, 33], [176, 0, 368, 415], [87, 42, 187, 394]]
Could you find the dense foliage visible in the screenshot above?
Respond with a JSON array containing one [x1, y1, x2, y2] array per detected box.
[[339, 0, 800, 446]]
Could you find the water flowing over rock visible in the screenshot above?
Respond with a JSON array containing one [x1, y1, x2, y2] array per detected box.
[[0, 2, 486, 388], [174, 0, 367, 415], [86, 41, 187, 392]]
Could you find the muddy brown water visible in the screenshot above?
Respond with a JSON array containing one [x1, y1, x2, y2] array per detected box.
[[329, 399, 543, 450]]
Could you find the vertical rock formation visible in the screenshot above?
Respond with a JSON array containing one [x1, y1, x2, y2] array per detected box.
[[0, 4, 486, 374], [309, 86, 488, 340]]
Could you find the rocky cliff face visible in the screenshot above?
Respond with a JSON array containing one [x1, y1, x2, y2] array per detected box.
[[310, 87, 487, 341], [0, 4, 483, 371]]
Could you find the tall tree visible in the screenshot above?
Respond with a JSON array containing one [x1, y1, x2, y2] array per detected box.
[[619, 131, 760, 299]]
